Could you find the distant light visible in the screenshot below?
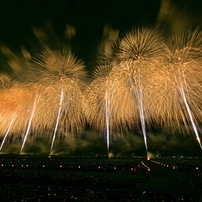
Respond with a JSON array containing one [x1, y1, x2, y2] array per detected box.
[[131, 168, 133, 171], [21, 165, 23, 167], [26, 165, 29, 167], [78, 166, 80, 169], [12, 165, 14, 167], [60, 165, 62, 168], [1, 164, 3, 167], [196, 167, 198, 170], [98, 166, 100, 169], [114, 167, 116, 170], [173, 167, 175, 169], [43, 165, 45, 168]]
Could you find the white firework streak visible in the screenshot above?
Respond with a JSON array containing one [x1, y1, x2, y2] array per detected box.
[[20, 93, 39, 153], [105, 91, 110, 153], [0, 111, 17, 151], [132, 73, 148, 153], [50, 85, 64, 153], [180, 84, 202, 149]]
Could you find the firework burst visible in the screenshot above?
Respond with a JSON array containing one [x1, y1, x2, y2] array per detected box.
[[146, 28, 202, 148], [28, 49, 88, 152], [88, 28, 165, 153]]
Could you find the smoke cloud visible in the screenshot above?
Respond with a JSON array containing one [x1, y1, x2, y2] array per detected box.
[[98, 24, 120, 57], [157, 0, 202, 33], [1, 129, 201, 157]]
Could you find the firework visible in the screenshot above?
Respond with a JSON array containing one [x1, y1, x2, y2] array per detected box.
[[0, 74, 16, 150], [28, 49, 88, 152], [0, 111, 17, 151], [146, 28, 202, 148], [0, 81, 40, 149], [20, 92, 39, 153], [88, 28, 165, 153], [114, 28, 164, 153], [0, 73, 14, 90], [0, 27, 201, 154]]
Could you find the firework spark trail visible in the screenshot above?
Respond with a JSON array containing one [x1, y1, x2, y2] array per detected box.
[[132, 74, 148, 153], [0, 111, 17, 151], [180, 84, 202, 149], [50, 85, 64, 153], [138, 86, 148, 152], [145, 28, 202, 138], [115, 27, 164, 151], [20, 93, 39, 153], [29, 50, 87, 136], [105, 91, 110, 153]]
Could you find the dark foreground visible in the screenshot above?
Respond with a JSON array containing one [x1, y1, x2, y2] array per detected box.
[[0, 155, 201, 201]]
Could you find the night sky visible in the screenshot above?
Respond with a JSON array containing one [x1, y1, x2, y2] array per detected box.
[[0, 0, 201, 72], [0, 0, 201, 156]]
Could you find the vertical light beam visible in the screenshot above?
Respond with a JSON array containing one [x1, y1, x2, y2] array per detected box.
[[0, 111, 17, 151], [106, 91, 110, 154], [20, 93, 39, 153], [180, 85, 202, 149], [50, 85, 64, 153], [138, 86, 148, 152], [132, 72, 148, 153]]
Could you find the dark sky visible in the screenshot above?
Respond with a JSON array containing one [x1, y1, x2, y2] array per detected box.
[[0, 0, 201, 156], [0, 0, 159, 67], [0, 0, 201, 71]]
